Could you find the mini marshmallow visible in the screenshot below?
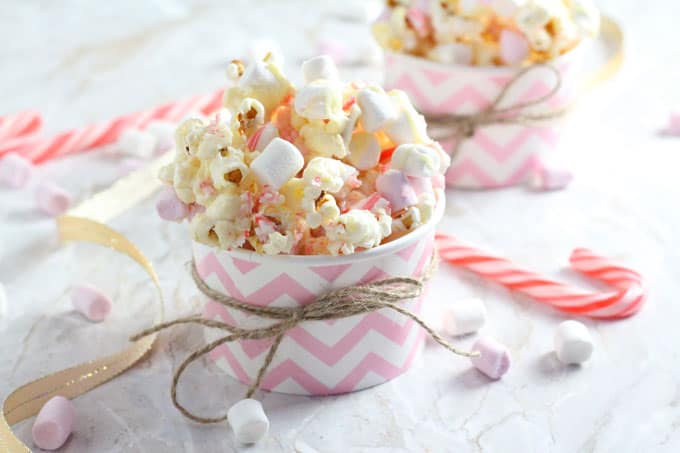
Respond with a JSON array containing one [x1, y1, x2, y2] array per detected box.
[[70, 284, 112, 322], [442, 298, 487, 336], [348, 132, 381, 170], [32, 396, 75, 451], [529, 165, 573, 191], [250, 138, 304, 189], [301, 55, 339, 83], [554, 320, 593, 365], [427, 43, 473, 65], [376, 170, 418, 211], [0, 152, 33, 188], [470, 336, 511, 379], [227, 398, 269, 444], [117, 128, 157, 159], [294, 80, 344, 121], [499, 29, 530, 65], [145, 120, 176, 154], [156, 188, 191, 221], [357, 88, 398, 132], [35, 181, 72, 216], [390, 144, 441, 178]]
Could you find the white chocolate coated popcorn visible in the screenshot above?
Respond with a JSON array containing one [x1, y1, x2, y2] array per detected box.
[[160, 56, 449, 255]]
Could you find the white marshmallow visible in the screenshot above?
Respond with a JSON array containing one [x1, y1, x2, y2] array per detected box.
[[554, 320, 593, 365], [442, 298, 487, 336], [427, 43, 473, 65], [302, 55, 339, 83], [294, 80, 344, 121], [250, 138, 304, 189], [228, 399, 269, 444], [0, 152, 33, 188], [117, 128, 157, 159], [357, 88, 398, 132], [35, 181, 72, 216], [70, 284, 112, 322], [390, 144, 441, 177], [348, 132, 381, 170], [146, 121, 176, 154]]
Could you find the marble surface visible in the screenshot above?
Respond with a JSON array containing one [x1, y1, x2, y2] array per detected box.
[[2, 1, 680, 451]]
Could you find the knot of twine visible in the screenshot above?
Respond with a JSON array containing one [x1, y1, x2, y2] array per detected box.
[[426, 64, 565, 157], [130, 253, 478, 424]]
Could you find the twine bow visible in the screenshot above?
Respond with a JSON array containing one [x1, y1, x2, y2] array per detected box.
[[131, 254, 478, 424], [426, 64, 566, 157]]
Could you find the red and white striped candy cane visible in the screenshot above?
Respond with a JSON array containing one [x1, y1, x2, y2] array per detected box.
[[0, 89, 224, 164], [0, 111, 42, 142], [435, 233, 646, 320]]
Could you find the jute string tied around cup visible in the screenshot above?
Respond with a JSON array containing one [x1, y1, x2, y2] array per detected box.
[[426, 64, 566, 158], [130, 253, 479, 424]]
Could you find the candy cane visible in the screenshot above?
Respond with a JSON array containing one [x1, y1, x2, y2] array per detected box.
[[0, 89, 224, 164], [435, 233, 646, 320], [0, 111, 42, 142]]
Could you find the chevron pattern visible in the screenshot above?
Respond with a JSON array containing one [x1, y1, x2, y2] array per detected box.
[[196, 233, 435, 395], [384, 52, 580, 188]]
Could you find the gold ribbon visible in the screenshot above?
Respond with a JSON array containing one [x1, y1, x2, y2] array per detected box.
[[0, 17, 624, 452]]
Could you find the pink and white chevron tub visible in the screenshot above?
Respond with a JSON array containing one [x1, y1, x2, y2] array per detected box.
[[384, 45, 586, 189], [195, 201, 444, 395]]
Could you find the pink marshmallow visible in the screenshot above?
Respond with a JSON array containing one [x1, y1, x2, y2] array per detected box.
[[499, 30, 530, 65], [530, 165, 573, 191], [665, 112, 680, 135], [32, 396, 75, 451], [156, 188, 190, 221], [406, 8, 432, 38], [470, 336, 510, 379], [0, 152, 33, 188], [407, 176, 433, 196], [70, 284, 112, 322], [376, 170, 418, 211], [35, 181, 72, 216]]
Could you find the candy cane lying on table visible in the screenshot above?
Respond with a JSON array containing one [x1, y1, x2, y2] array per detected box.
[[0, 111, 42, 142], [0, 89, 224, 164], [435, 233, 647, 320]]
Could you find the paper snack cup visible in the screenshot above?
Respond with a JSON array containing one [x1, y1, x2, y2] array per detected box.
[[195, 200, 444, 395], [384, 44, 586, 189]]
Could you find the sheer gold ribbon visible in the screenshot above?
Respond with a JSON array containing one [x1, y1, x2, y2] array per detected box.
[[0, 17, 623, 451]]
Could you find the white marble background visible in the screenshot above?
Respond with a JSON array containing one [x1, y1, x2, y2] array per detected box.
[[1, 0, 680, 452]]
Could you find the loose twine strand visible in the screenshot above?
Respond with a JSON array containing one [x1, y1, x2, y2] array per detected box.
[[426, 64, 565, 157], [130, 252, 478, 424]]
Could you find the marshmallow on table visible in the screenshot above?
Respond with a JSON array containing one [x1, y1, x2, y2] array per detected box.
[[70, 284, 112, 322], [442, 298, 487, 336], [35, 181, 72, 216], [145, 120, 176, 154], [390, 144, 441, 177], [228, 399, 269, 444], [376, 170, 418, 211], [117, 128, 157, 159], [156, 188, 191, 221], [499, 29, 530, 65], [0, 152, 33, 188], [554, 320, 593, 364], [32, 396, 75, 451], [348, 132, 381, 170], [301, 55, 339, 83], [250, 138, 304, 190], [357, 88, 398, 132], [470, 336, 510, 379], [529, 165, 573, 191]]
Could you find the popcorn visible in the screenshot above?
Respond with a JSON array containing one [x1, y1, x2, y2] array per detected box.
[[160, 57, 450, 255], [373, 0, 599, 66]]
